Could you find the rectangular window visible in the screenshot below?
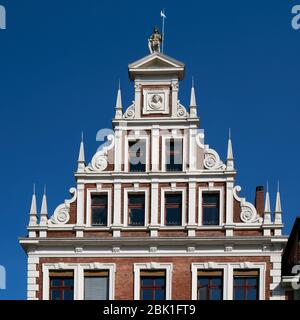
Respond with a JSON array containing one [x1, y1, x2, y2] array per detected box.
[[49, 271, 74, 300], [129, 140, 146, 172], [140, 271, 166, 300], [233, 270, 259, 300], [166, 139, 183, 172], [197, 270, 223, 300], [84, 271, 109, 300], [128, 194, 145, 226], [91, 194, 108, 226], [165, 193, 182, 226], [202, 193, 220, 225]]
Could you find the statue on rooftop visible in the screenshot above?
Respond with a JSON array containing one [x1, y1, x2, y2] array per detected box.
[[148, 27, 162, 53]]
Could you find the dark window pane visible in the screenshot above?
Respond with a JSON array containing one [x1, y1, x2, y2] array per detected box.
[[141, 276, 166, 301], [203, 193, 220, 225], [51, 290, 61, 300], [129, 140, 146, 172], [142, 289, 153, 300], [92, 195, 107, 205], [64, 290, 74, 300], [92, 208, 107, 226], [64, 279, 74, 287], [128, 194, 145, 226], [51, 279, 62, 287], [198, 276, 223, 301], [248, 289, 257, 300], [198, 287, 208, 300], [155, 289, 165, 300], [166, 207, 181, 225], [166, 139, 183, 172], [234, 288, 244, 300]]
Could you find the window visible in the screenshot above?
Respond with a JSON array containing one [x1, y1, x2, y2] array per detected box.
[[202, 193, 220, 225], [49, 271, 74, 300], [91, 194, 108, 226], [166, 139, 183, 171], [129, 140, 146, 172], [128, 194, 145, 226], [84, 271, 109, 300], [165, 193, 182, 226], [233, 270, 259, 300], [197, 270, 223, 300], [140, 271, 166, 300]]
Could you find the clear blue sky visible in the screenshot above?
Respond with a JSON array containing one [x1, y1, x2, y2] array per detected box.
[[0, 0, 299, 299]]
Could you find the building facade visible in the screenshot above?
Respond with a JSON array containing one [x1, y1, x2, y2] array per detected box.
[[20, 31, 288, 300]]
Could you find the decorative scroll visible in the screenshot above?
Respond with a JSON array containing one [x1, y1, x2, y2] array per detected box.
[[195, 131, 205, 149], [124, 103, 135, 119], [203, 146, 226, 170], [85, 135, 115, 172], [177, 101, 188, 118], [233, 186, 263, 224], [49, 188, 77, 225]]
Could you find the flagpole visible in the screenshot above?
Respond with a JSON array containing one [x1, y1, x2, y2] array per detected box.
[[161, 10, 165, 53]]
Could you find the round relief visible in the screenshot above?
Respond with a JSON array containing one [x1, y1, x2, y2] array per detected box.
[[148, 94, 164, 110]]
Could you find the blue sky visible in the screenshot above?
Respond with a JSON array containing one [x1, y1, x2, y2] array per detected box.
[[0, 0, 299, 299]]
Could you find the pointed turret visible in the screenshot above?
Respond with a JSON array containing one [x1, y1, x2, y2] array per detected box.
[[77, 132, 85, 173], [189, 77, 197, 117], [263, 183, 271, 225], [115, 81, 123, 119], [39, 186, 48, 227], [28, 184, 38, 227], [226, 129, 234, 170], [274, 181, 282, 225]]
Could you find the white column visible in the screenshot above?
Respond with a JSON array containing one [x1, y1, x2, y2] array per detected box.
[[187, 181, 197, 236], [114, 129, 123, 172], [188, 127, 197, 171], [135, 83, 142, 118], [76, 182, 85, 237], [77, 266, 84, 300], [226, 265, 233, 300], [112, 182, 122, 237], [150, 182, 159, 237], [151, 126, 160, 172], [171, 81, 179, 117], [225, 179, 234, 236]]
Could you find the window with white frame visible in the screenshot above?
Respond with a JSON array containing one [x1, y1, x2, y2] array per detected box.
[[134, 263, 172, 300], [128, 140, 146, 172], [160, 187, 186, 227], [198, 186, 224, 226], [43, 263, 116, 300], [124, 188, 149, 227], [86, 189, 112, 227], [165, 139, 183, 172], [202, 193, 220, 225], [84, 270, 109, 300]]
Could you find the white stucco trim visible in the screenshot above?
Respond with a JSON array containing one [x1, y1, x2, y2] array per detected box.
[[42, 263, 116, 300], [123, 187, 149, 227], [198, 185, 224, 226], [160, 186, 187, 227], [86, 188, 112, 227], [133, 262, 173, 300]]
